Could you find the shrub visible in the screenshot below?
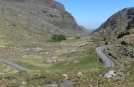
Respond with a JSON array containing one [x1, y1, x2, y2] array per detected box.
[[51, 34, 67, 42], [121, 41, 127, 45], [117, 31, 130, 39], [76, 36, 80, 39]]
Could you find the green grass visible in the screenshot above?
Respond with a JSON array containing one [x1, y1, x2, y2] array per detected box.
[[8, 48, 104, 71], [1, 65, 134, 87], [0, 46, 105, 87], [2, 31, 134, 87], [0, 70, 64, 87], [1, 45, 134, 87], [50, 54, 103, 71], [11, 60, 42, 70], [64, 38, 78, 42]]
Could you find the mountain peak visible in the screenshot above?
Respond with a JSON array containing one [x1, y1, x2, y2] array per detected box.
[[93, 7, 134, 40]]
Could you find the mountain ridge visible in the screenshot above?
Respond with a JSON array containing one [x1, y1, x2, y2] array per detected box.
[[93, 7, 134, 42], [0, 0, 89, 47]]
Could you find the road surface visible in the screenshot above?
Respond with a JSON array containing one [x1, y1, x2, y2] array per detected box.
[[96, 45, 114, 67], [0, 59, 29, 70]]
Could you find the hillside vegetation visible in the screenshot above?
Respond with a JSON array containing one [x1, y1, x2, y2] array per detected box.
[[91, 7, 134, 87], [1, 0, 134, 87], [93, 8, 134, 42], [0, 0, 89, 48]]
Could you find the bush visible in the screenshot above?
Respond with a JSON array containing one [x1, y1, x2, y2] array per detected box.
[[117, 31, 130, 39], [51, 34, 67, 42], [76, 36, 80, 39], [121, 41, 127, 45]]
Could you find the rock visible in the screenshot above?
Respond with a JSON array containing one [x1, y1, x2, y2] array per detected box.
[[116, 44, 120, 47], [45, 82, 58, 87], [61, 80, 75, 87], [22, 82, 26, 85], [58, 60, 61, 62], [53, 60, 57, 63], [18, 82, 26, 87], [90, 85, 96, 87], [105, 70, 116, 78], [46, 59, 52, 63], [77, 71, 83, 76], [77, 44, 81, 47], [62, 74, 68, 80], [74, 60, 78, 63], [69, 49, 76, 53], [99, 74, 102, 77], [45, 52, 50, 54], [105, 70, 130, 79], [33, 47, 43, 51], [52, 56, 58, 59], [126, 71, 131, 76]]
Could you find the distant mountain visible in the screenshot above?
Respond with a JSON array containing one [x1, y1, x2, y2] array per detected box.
[[88, 29, 95, 32], [93, 7, 134, 44]]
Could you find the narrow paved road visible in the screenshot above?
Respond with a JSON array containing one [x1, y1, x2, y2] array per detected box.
[[96, 45, 114, 67], [0, 59, 29, 70]]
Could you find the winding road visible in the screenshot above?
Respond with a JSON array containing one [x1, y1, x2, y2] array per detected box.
[[0, 45, 114, 70], [96, 45, 114, 67], [0, 59, 29, 71]]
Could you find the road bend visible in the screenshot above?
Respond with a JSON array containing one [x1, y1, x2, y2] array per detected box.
[[96, 45, 114, 67]]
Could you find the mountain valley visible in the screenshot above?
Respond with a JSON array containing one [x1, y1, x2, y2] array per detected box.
[[0, 0, 134, 87]]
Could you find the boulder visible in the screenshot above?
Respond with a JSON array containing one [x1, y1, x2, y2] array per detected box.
[[105, 70, 116, 78], [44, 82, 58, 87], [62, 74, 68, 80], [46, 59, 52, 63], [61, 80, 75, 87]]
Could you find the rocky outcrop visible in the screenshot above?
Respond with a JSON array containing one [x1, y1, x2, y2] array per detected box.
[[127, 17, 134, 30], [93, 7, 134, 40], [1, 0, 65, 10], [0, 0, 89, 44]]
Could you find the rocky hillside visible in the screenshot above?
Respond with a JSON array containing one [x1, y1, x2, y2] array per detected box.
[[93, 7, 134, 43], [93, 7, 134, 61], [0, 0, 89, 47]]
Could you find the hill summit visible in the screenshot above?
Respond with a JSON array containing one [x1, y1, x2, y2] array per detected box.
[[93, 7, 134, 43]]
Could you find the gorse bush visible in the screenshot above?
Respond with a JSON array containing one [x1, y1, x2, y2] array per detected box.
[[51, 34, 67, 42]]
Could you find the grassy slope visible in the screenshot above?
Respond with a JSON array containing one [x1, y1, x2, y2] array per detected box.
[[0, 37, 105, 87], [1, 36, 134, 87]]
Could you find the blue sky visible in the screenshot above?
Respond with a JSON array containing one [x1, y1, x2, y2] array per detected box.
[[55, 0, 134, 29]]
